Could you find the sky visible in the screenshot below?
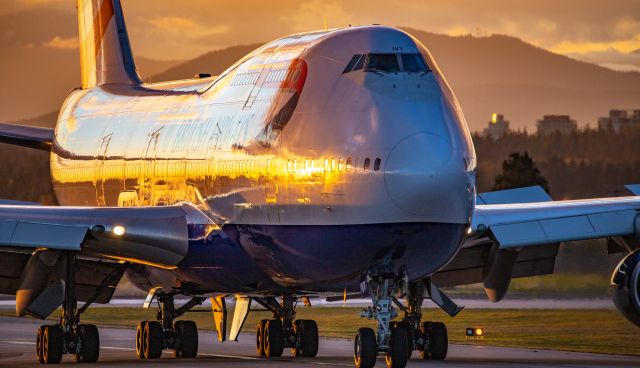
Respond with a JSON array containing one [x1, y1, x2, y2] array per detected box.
[[2, 0, 640, 70]]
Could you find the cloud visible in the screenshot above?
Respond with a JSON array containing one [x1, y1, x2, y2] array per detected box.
[[565, 47, 640, 72], [550, 34, 640, 55], [43, 36, 77, 49], [148, 16, 195, 30], [4, 0, 640, 70], [148, 16, 229, 36]]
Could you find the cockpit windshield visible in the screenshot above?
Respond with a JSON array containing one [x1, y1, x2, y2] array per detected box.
[[365, 54, 400, 73], [401, 54, 428, 73], [342, 53, 431, 74]]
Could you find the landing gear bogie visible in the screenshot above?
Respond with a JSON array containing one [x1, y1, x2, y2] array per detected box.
[[34, 252, 103, 365], [134, 293, 203, 360], [253, 296, 319, 359]]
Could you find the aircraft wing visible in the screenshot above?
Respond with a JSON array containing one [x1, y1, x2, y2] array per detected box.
[[432, 186, 640, 301], [0, 122, 53, 151], [0, 202, 212, 267], [471, 194, 640, 248], [0, 201, 214, 318]]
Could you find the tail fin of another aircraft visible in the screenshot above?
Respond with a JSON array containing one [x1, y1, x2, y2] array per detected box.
[[76, 0, 141, 88]]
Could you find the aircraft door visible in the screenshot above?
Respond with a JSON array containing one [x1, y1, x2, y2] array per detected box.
[[142, 127, 162, 205], [204, 130, 220, 197], [94, 133, 112, 206]]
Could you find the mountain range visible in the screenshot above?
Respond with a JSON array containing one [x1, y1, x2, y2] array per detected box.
[[4, 28, 640, 132]]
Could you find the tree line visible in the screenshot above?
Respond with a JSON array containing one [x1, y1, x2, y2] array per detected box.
[[474, 126, 640, 199]]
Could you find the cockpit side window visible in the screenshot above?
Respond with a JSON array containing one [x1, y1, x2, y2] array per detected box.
[[343, 55, 363, 73], [365, 54, 400, 73], [401, 54, 430, 73], [353, 55, 365, 71]]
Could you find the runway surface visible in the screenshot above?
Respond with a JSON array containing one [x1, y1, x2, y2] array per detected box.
[[1, 317, 638, 368]]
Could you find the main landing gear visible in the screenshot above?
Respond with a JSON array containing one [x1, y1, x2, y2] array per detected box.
[[354, 256, 457, 368], [135, 293, 205, 359], [35, 253, 101, 364], [253, 296, 319, 359]]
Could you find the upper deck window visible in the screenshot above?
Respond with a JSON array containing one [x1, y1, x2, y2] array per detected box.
[[401, 54, 430, 73], [365, 54, 400, 73]]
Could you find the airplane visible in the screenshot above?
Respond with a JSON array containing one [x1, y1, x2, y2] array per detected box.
[[0, 0, 639, 367]]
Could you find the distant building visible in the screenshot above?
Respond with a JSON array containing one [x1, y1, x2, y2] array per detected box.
[[536, 115, 577, 136], [483, 113, 510, 140], [598, 109, 640, 133]]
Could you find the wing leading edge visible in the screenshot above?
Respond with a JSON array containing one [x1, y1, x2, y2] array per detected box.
[[472, 194, 640, 248]]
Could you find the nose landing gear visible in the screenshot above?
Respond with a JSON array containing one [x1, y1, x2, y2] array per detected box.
[[354, 256, 461, 368]]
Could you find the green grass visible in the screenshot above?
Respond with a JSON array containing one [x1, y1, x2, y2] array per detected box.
[[2, 307, 637, 356], [445, 273, 611, 297]]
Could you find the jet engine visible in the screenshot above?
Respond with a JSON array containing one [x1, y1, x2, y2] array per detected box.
[[610, 249, 640, 327]]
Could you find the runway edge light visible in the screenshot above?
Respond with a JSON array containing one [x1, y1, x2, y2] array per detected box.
[[466, 327, 484, 341]]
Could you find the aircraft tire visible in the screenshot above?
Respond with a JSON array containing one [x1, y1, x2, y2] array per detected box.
[[291, 320, 302, 357], [135, 321, 147, 359], [174, 320, 198, 358], [36, 325, 45, 363], [354, 327, 377, 368], [385, 326, 408, 368], [75, 324, 100, 363], [42, 325, 63, 364], [144, 321, 163, 359], [299, 320, 319, 357], [396, 322, 413, 360], [256, 319, 268, 357], [264, 319, 284, 358], [419, 321, 447, 360]]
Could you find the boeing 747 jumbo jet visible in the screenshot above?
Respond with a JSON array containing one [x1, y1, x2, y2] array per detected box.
[[0, 1, 639, 367]]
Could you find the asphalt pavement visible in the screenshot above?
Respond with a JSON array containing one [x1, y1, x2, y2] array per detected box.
[[0, 317, 638, 368]]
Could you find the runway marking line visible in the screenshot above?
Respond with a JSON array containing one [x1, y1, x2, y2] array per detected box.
[[0, 340, 350, 366]]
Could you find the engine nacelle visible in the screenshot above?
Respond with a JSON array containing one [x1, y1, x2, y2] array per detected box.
[[610, 249, 640, 327]]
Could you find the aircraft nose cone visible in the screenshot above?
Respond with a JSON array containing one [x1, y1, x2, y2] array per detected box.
[[384, 133, 472, 222]]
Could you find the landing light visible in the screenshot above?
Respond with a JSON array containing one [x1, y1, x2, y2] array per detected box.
[[113, 225, 126, 236]]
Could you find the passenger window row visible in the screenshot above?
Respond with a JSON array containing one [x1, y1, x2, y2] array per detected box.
[[285, 157, 382, 173], [343, 53, 430, 74]]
